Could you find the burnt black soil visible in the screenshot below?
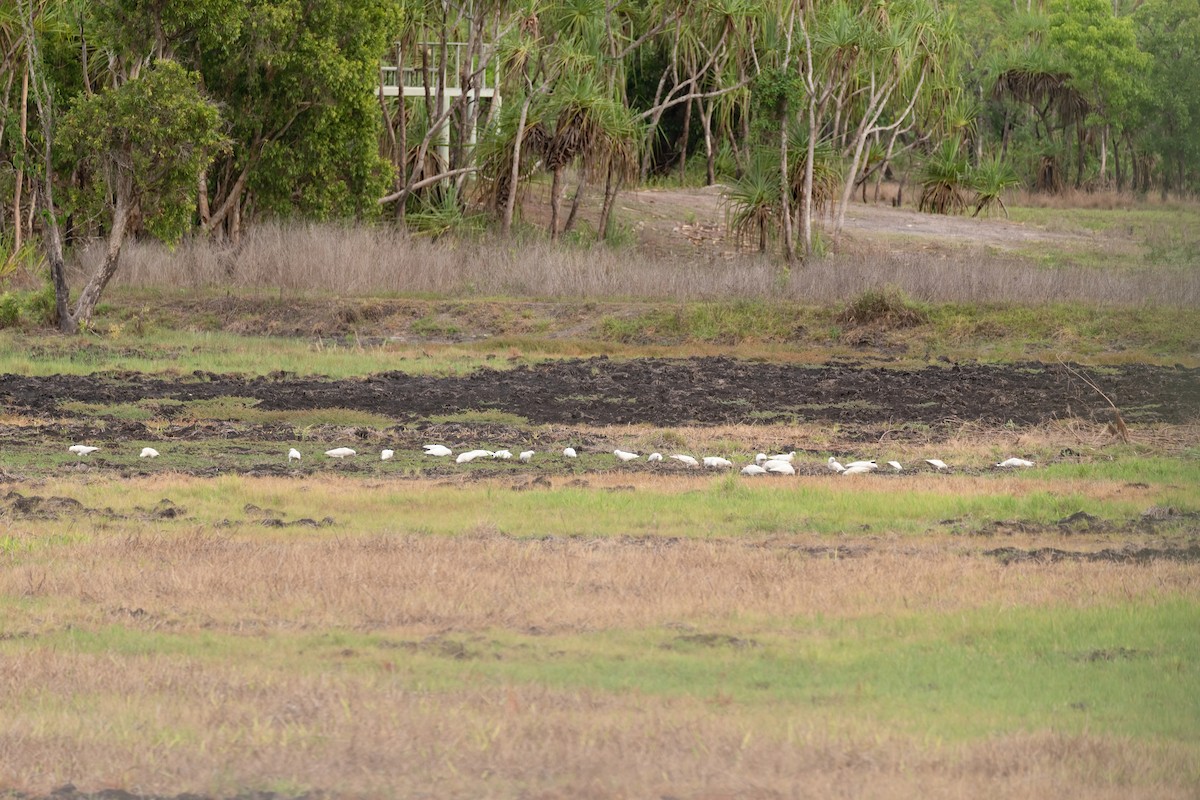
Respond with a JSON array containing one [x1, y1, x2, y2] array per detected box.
[[2, 357, 1197, 427]]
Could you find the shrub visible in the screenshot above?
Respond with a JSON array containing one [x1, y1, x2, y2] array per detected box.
[[837, 287, 929, 329], [0, 293, 19, 328]]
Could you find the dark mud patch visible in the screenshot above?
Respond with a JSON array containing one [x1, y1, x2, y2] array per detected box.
[[985, 544, 1200, 564], [3, 357, 1196, 428], [1, 492, 190, 522], [662, 633, 760, 650]]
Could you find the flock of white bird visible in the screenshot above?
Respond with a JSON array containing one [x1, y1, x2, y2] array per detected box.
[[66, 442, 1037, 472]]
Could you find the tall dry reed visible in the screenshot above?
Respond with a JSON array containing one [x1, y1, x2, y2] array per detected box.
[[73, 222, 1199, 307]]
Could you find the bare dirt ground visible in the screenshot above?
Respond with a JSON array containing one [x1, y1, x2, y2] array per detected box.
[[606, 185, 1125, 257]]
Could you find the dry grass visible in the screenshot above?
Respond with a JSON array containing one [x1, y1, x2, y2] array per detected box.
[[2, 528, 1198, 797], [4, 526, 1194, 636], [74, 222, 1200, 307], [3, 650, 1193, 799]]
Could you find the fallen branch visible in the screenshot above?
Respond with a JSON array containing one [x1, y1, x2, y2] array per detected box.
[[1056, 355, 1130, 444]]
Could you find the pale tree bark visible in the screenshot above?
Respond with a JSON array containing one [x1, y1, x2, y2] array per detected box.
[[548, 165, 564, 240], [72, 173, 132, 327], [501, 88, 535, 237], [21, 0, 74, 331], [700, 98, 716, 185], [14, 64, 29, 250], [563, 172, 586, 234], [778, 1, 798, 263], [834, 68, 927, 236]]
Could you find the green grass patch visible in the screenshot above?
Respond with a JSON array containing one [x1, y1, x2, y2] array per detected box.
[[11, 600, 1197, 742], [11, 459, 1196, 538]]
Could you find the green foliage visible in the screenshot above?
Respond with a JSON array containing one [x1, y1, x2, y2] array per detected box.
[[918, 139, 970, 215], [1134, 0, 1200, 192], [721, 154, 780, 252], [60, 59, 227, 244], [969, 155, 1021, 217], [1048, 0, 1148, 123], [0, 293, 19, 328], [0, 281, 56, 329]]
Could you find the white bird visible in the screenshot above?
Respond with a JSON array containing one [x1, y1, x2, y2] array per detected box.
[[827, 457, 845, 473], [768, 451, 796, 463], [68, 445, 99, 457], [325, 447, 356, 459], [762, 459, 792, 472], [841, 464, 873, 476], [456, 449, 492, 463], [563, 447, 578, 458], [925, 459, 950, 471], [647, 453, 663, 462], [670, 454, 699, 466], [519, 450, 535, 461], [614, 449, 639, 462], [996, 457, 1035, 468], [288, 448, 302, 462], [845, 460, 878, 471], [755, 453, 769, 464], [765, 461, 795, 475], [703, 456, 734, 468], [887, 460, 903, 471], [139, 447, 159, 459], [423, 444, 453, 457], [740, 464, 767, 476], [493, 450, 513, 459], [381, 449, 394, 461]]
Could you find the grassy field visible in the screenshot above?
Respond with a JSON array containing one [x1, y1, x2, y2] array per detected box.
[[2, 197, 1199, 798]]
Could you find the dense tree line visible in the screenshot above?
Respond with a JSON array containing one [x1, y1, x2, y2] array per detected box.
[[0, 0, 1196, 330]]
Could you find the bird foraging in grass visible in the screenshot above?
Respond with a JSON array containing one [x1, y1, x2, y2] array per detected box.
[[69, 445, 99, 457], [614, 449, 639, 462], [703, 456, 733, 468], [563, 447, 578, 458], [670, 454, 699, 466], [647, 453, 663, 462], [887, 461, 902, 471], [139, 447, 159, 459], [493, 450, 513, 459], [456, 449, 491, 463], [996, 457, 1035, 468], [519, 450, 535, 462], [827, 457, 845, 473], [925, 459, 950, 471], [423, 444, 452, 457], [740, 464, 767, 476], [325, 447, 356, 459], [381, 449, 394, 461], [288, 448, 302, 462]]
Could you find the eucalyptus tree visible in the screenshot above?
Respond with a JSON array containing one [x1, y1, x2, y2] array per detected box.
[[20, 0, 226, 332], [1134, 0, 1200, 195], [1047, 0, 1146, 189]]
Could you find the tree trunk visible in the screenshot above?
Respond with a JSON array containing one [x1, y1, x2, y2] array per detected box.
[[701, 98, 716, 186], [72, 181, 132, 329], [13, 64, 29, 250], [598, 165, 619, 241], [677, 94, 692, 183], [548, 165, 564, 240], [563, 172, 587, 235], [1114, 132, 1123, 193], [1099, 125, 1108, 186], [779, 105, 794, 263], [501, 91, 534, 237]]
